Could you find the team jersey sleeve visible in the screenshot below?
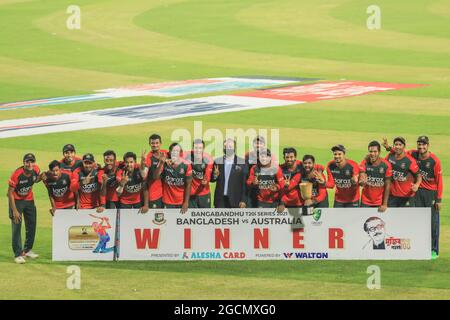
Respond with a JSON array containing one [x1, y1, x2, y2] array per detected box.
[[34, 165, 41, 175], [434, 156, 443, 201], [276, 168, 285, 191], [185, 163, 192, 178], [359, 160, 367, 173], [145, 153, 152, 167], [246, 166, 256, 186], [97, 169, 104, 186], [314, 164, 325, 172], [350, 160, 360, 177], [70, 170, 80, 192], [8, 170, 19, 188], [116, 169, 123, 183], [408, 156, 420, 174], [385, 160, 393, 178], [286, 171, 301, 192], [325, 163, 335, 189], [204, 156, 214, 183]]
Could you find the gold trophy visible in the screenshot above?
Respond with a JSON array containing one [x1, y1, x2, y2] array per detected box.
[[300, 182, 314, 215]]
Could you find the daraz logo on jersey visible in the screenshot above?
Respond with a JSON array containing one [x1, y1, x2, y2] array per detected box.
[[52, 186, 69, 197], [125, 183, 142, 193], [165, 176, 184, 186], [81, 182, 99, 193], [18, 186, 32, 196]]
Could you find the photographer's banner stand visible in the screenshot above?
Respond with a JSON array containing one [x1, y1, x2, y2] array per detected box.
[[53, 208, 431, 261]]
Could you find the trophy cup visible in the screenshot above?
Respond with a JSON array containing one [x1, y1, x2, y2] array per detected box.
[[300, 182, 314, 215]]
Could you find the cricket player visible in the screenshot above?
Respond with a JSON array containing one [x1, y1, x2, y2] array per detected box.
[[59, 144, 83, 173], [116, 152, 147, 210], [326, 145, 360, 207], [300, 155, 329, 208], [245, 135, 267, 208], [247, 148, 285, 209], [143, 134, 168, 209], [100, 150, 121, 209], [384, 136, 443, 258], [153, 143, 192, 213], [184, 139, 214, 208], [383, 137, 422, 207], [359, 141, 392, 212], [409, 136, 443, 259], [43, 160, 77, 215], [279, 147, 302, 208], [7, 153, 43, 263], [71, 153, 105, 212]]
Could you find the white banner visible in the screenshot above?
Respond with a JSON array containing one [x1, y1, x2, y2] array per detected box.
[[52, 209, 118, 261], [118, 208, 431, 261]]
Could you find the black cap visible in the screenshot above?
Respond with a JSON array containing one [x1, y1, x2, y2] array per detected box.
[[417, 135, 429, 144], [63, 144, 75, 153], [82, 153, 95, 163], [331, 144, 346, 153], [393, 136, 406, 145], [23, 153, 36, 162]]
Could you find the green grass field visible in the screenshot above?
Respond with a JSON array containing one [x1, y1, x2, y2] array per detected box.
[[0, 0, 449, 299]]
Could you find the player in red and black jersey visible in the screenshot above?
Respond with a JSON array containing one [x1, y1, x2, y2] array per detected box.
[[59, 144, 83, 173], [382, 137, 422, 207], [116, 152, 148, 210], [247, 148, 285, 210], [143, 134, 168, 209], [326, 145, 360, 208], [300, 155, 328, 209], [279, 147, 302, 209], [359, 141, 392, 212], [410, 136, 443, 258], [100, 150, 122, 209], [184, 139, 214, 208], [154, 143, 192, 213], [245, 135, 267, 208], [385, 136, 443, 257], [7, 153, 43, 263], [409, 136, 443, 258], [43, 160, 77, 215], [71, 153, 105, 212]]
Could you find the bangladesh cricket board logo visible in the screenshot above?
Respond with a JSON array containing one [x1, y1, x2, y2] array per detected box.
[[311, 209, 322, 226], [152, 211, 166, 225]]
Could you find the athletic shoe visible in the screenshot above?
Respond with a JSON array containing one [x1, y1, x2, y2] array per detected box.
[[431, 251, 439, 260], [24, 251, 39, 259], [14, 256, 26, 264]]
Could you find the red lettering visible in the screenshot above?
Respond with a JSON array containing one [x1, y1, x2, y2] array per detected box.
[[292, 228, 305, 249], [215, 228, 230, 249], [134, 228, 160, 249], [329, 228, 344, 249], [254, 228, 269, 249], [184, 228, 191, 249]]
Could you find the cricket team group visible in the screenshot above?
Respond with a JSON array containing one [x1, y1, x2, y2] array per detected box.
[[7, 134, 443, 263]]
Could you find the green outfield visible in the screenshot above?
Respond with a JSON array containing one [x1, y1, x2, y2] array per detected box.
[[0, 0, 449, 299]]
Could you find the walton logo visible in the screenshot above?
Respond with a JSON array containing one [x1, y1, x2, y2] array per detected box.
[[283, 252, 329, 259]]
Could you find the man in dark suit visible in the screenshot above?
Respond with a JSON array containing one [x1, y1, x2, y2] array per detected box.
[[211, 139, 248, 208]]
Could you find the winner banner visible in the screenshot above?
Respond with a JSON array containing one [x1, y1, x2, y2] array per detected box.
[[118, 208, 431, 261]]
